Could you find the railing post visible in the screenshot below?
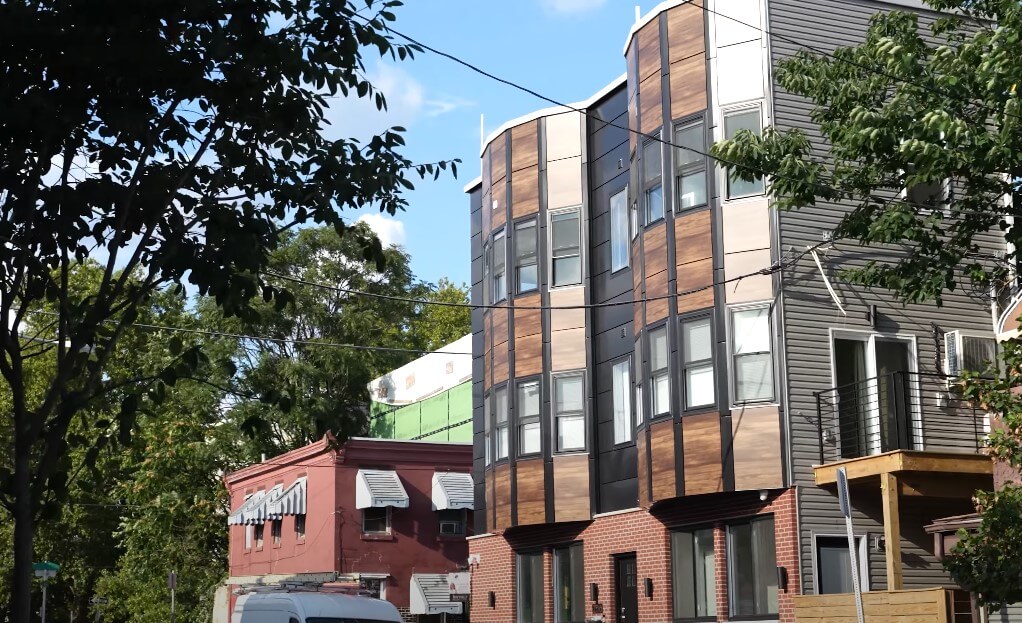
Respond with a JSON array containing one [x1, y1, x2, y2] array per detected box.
[[891, 372, 910, 451], [816, 391, 825, 465]]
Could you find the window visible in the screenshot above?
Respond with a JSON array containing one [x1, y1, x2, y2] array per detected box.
[[518, 380, 541, 456], [254, 524, 264, 548], [612, 359, 632, 444], [484, 394, 492, 465], [438, 509, 465, 536], [245, 525, 252, 550], [635, 337, 644, 425], [515, 220, 538, 293], [649, 326, 670, 417], [554, 543, 585, 623], [675, 119, 708, 210], [643, 134, 664, 223], [517, 553, 545, 623], [492, 229, 507, 302], [482, 243, 490, 307], [682, 317, 715, 409], [903, 163, 949, 214], [551, 208, 581, 287], [295, 514, 306, 539], [728, 516, 777, 617], [945, 331, 998, 376], [271, 519, 282, 545], [630, 200, 640, 240], [359, 577, 385, 600], [672, 529, 716, 620], [495, 386, 509, 461], [731, 306, 774, 403], [610, 189, 630, 272], [723, 109, 764, 199], [554, 374, 585, 451], [815, 535, 866, 595], [362, 507, 390, 535]]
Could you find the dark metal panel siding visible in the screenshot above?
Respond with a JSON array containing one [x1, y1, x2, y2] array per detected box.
[[767, 0, 1000, 593], [469, 185, 487, 531]]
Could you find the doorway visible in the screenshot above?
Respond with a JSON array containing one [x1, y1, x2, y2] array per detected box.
[[615, 554, 638, 623]]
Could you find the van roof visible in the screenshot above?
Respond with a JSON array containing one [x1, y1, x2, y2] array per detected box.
[[244, 592, 401, 621]]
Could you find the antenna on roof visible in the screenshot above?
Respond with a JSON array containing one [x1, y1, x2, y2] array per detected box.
[[635, 5, 641, 23], [479, 114, 485, 152]]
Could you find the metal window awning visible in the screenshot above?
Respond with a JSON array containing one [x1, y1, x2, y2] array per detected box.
[[228, 490, 268, 525], [247, 483, 284, 524], [431, 472, 474, 510], [409, 574, 462, 615], [268, 477, 307, 518], [355, 469, 409, 509]]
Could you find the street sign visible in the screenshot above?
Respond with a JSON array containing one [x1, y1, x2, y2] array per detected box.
[[33, 561, 59, 579], [168, 571, 177, 590], [89, 598, 108, 606], [837, 467, 850, 518]]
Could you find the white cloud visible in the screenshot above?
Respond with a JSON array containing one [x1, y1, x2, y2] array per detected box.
[[539, 0, 607, 15], [357, 213, 407, 248]]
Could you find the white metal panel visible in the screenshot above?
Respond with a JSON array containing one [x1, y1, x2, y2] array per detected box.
[[367, 335, 472, 406], [431, 472, 474, 510], [714, 0, 761, 47], [355, 469, 409, 509], [715, 40, 765, 105]]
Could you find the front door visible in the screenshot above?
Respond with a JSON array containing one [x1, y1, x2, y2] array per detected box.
[[615, 554, 638, 623]]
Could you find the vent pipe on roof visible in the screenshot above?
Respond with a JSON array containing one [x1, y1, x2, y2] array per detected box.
[[635, 5, 641, 23], [261, 453, 266, 463]]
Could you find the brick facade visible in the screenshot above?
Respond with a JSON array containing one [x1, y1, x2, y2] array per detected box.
[[468, 488, 799, 623]]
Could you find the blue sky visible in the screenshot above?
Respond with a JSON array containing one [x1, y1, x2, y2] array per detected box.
[[338, 0, 639, 288]]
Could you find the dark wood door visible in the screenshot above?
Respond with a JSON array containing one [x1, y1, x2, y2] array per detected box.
[[615, 554, 638, 623]]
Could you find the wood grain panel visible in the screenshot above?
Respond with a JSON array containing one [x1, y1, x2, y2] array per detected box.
[[481, 190, 491, 237], [514, 294, 541, 336], [493, 346, 509, 385], [515, 458, 546, 526], [637, 430, 649, 507], [511, 164, 540, 219], [550, 327, 586, 371], [627, 41, 638, 153], [645, 269, 669, 323], [515, 333, 543, 378], [494, 463, 511, 532], [633, 283, 643, 331], [676, 258, 714, 314], [490, 132, 507, 185], [670, 55, 707, 121], [484, 469, 494, 530], [553, 454, 590, 522], [643, 224, 669, 277], [510, 120, 539, 172], [650, 419, 677, 501], [628, 92, 639, 153], [484, 347, 491, 390], [492, 182, 506, 231], [682, 411, 723, 495], [637, 20, 662, 82], [550, 287, 585, 332], [675, 210, 712, 267], [481, 149, 491, 193], [667, 3, 704, 64], [639, 72, 663, 134], [731, 405, 783, 491], [492, 306, 509, 347]]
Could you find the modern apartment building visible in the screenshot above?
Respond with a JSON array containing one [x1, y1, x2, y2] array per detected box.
[[463, 1, 1002, 622]]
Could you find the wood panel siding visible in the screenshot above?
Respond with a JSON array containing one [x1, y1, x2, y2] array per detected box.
[[639, 73, 664, 134], [637, 431, 649, 507], [494, 463, 511, 531], [547, 156, 583, 210], [645, 269, 670, 323], [484, 470, 494, 530], [650, 419, 677, 501], [682, 412, 723, 495], [514, 295, 541, 336], [510, 120, 539, 172], [637, 20, 662, 81], [676, 258, 714, 314], [492, 187, 506, 231], [667, 3, 704, 64], [511, 164, 540, 219], [515, 333, 543, 378], [633, 283, 643, 334], [644, 224, 669, 276], [481, 189, 491, 237], [484, 347, 491, 390], [550, 327, 586, 371], [492, 307, 509, 347], [549, 287, 585, 332], [628, 91, 639, 154], [493, 346, 509, 385], [515, 458, 546, 526], [730, 405, 783, 491], [675, 210, 711, 266], [553, 454, 590, 522], [669, 54, 707, 121], [490, 133, 507, 185]]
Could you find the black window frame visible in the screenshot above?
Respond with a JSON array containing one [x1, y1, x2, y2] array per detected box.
[[609, 186, 630, 273], [514, 218, 539, 295], [552, 372, 586, 453], [610, 355, 634, 446], [516, 378, 542, 457], [671, 526, 717, 622], [674, 116, 709, 212], [482, 241, 491, 307], [493, 384, 509, 462], [726, 515, 778, 618], [517, 551, 545, 623], [550, 207, 582, 288], [271, 518, 282, 544], [294, 513, 306, 539], [438, 508, 466, 536], [642, 131, 665, 225], [361, 507, 391, 535], [722, 107, 764, 200], [648, 323, 671, 419], [679, 312, 716, 412], [483, 393, 492, 466], [254, 523, 264, 548], [492, 228, 507, 303], [553, 542, 585, 623]]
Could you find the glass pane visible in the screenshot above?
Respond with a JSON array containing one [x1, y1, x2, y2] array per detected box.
[[610, 190, 629, 272], [552, 210, 580, 252], [495, 388, 508, 424], [675, 122, 704, 168], [635, 385, 644, 424], [519, 382, 540, 417], [733, 307, 770, 354], [518, 264, 538, 293], [557, 414, 585, 451], [497, 425, 509, 459], [679, 172, 707, 209], [520, 421, 541, 455], [553, 255, 581, 287], [686, 364, 715, 408], [683, 318, 712, 363], [652, 372, 670, 415], [754, 518, 778, 614], [695, 529, 717, 617], [516, 221, 536, 259], [612, 359, 632, 444], [643, 137, 662, 183], [647, 184, 664, 223], [735, 353, 773, 402], [729, 518, 777, 617], [630, 202, 639, 239], [672, 530, 717, 619], [651, 327, 668, 371], [493, 272, 507, 303], [729, 173, 764, 198], [817, 537, 855, 594], [555, 376, 583, 414], [493, 233, 506, 271], [724, 110, 761, 140], [555, 544, 585, 623], [519, 554, 545, 623]]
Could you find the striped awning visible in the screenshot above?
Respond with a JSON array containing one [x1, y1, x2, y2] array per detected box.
[[410, 574, 462, 615], [228, 477, 307, 526], [227, 490, 268, 525], [431, 472, 474, 510], [268, 477, 307, 518], [355, 469, 409, 509]]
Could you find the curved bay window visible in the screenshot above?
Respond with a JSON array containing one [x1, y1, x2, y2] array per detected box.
[[675, 118, 707, 210]]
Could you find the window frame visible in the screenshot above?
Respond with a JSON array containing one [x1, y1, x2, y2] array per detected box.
[[674, 116, 709, 212], [492, 228, 507, 303], [680, 312, 716, 412], [517, 551, 546, 623], [726, 515, 778, 618], [482, 241, 491, 308], [552, 372, 586, 453], [671, 526, 718, 622], [610, 187, 630, 273], [553, 542, 585, 623], [483, 393, 492, 466], [271, 518, 282, 545], [722, 105, 765, 201], [514, 218, 539, 295], [294, 513, 306, 540], [728, 303, 776, 406], [611, 356, 634, 445], [254, 523, 265, 549], [438, 508, 466, 536], [361, 507, 391, 535], [494, 384, 510, 462], [648, 324, 671, 419], [516, 378, 542, 457], [811, 533, 869, 595], [642, 131, 665, 225], [634, 337, 644, 427], [549, 206, 583, 288]]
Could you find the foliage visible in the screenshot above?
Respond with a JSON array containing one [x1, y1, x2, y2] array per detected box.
[[410, 278, 471, 352], [711, 0, 1022, 304]]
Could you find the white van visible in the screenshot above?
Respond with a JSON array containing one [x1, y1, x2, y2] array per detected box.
[[231, 591, 403, 623]]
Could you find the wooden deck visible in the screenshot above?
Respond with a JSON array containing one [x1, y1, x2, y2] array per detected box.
[[794, 588, 956, 623], [814, 450, 992, 486]]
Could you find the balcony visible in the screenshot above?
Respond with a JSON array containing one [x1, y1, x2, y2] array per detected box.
[[793, 587, 975, 623]]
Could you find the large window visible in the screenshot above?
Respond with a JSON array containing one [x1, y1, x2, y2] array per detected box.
[[612, 358, 632, 444], [518, 380, 541, 456], [672, 529, 716, 620], [515, 219, 538, 294], [551, 208, 582, 287], [675, 119, 707, 210], [517, 553, 545, 623], [634, 338, 644, 425], [554, 543, 585, 623], [643, 134, 664, 223], [649, 326, 670, 417], [610, 188, 629, 272], [483, 394, 492, 465], [723, 109, 764, 199], [682, 317, 715, 409], [728, 516, 777, 617], [554, 374, 585, 451], [731, 306, 774, 403], [494, 386, 509, 460], [361, 508, 390, 535], [492, 229, 507, 302]]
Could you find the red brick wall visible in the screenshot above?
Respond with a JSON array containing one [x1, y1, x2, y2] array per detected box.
[[467, 488, 800, 623]]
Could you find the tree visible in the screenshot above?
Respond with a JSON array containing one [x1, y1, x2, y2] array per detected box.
[[410, 278, 471, 352], [0, 2, 456, 620]]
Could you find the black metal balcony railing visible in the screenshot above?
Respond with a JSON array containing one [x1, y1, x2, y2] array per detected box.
[[814, 372, 986, 465]]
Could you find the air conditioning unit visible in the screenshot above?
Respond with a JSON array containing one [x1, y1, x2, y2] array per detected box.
[[944, 330, 998, 377], [439, 521, 463, 536]]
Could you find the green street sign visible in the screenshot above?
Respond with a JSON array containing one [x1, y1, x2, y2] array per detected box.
[[33, 562, 59, 572]]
